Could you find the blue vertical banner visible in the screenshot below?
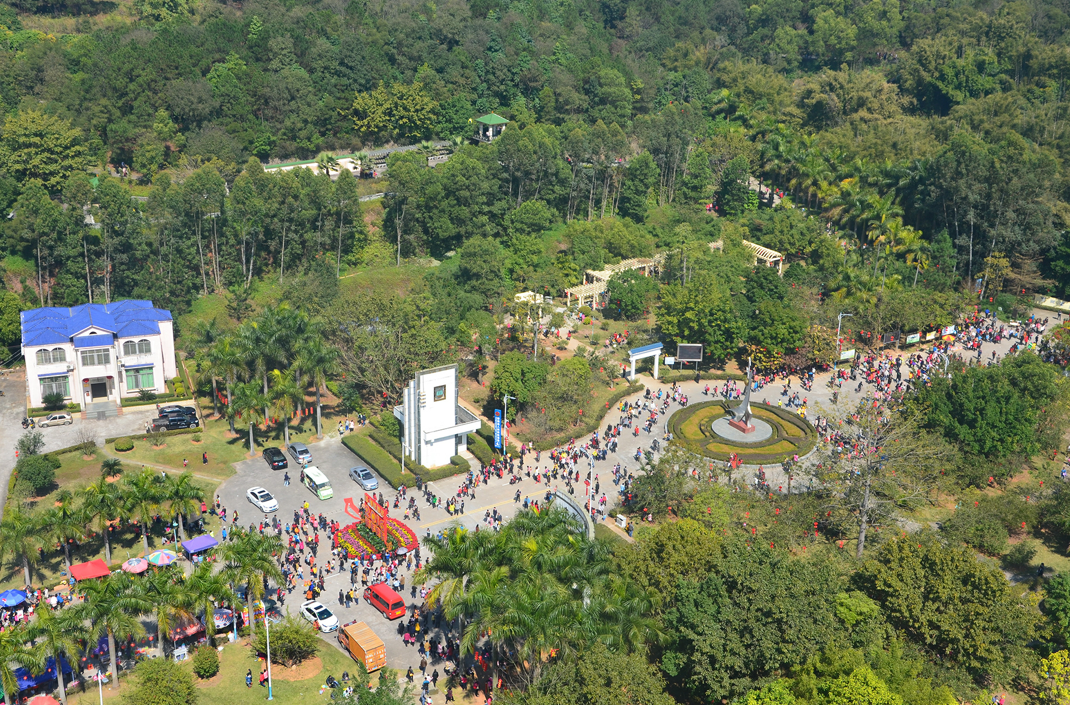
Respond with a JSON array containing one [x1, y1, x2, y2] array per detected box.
[[494, 409, 502, 450]]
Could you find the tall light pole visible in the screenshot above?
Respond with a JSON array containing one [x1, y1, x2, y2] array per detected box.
[[835, 312, 854, 369], [502, 394, 515, 449], [265, 610, 274, 700]]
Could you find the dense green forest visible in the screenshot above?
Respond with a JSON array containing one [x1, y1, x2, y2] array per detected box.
[[0, 0, 1068, 342]]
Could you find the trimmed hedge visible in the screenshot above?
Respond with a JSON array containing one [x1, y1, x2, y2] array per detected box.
[[28, 403, 81, 418], [522, 383, 644, 451], [115, 438, 134, 452], [655, 369, 747, 384], [341, 435, 464, 488], [475, 421, 497, 450], [667, 400, 818, 464], [450, 455, 471, 472], [121, 393, 190, 408], [367, 425, 432, 477], [467, 433, 495, 466]]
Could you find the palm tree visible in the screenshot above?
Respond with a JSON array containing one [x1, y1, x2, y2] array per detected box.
[[238, 310, 286, 423], [210, 337, 244, 433], [863, 192, 904, 275], [100, 457, 123, 478], [269, 368, 302, 446], [0, 626, 42, 705], [140, 568, 193, 657], [83, 476, 125, 564], [295, 336, 340, 439], [79, 572, 149, 686], [896, 228, 930, 287], [316, 152, 340, 176], [27, 604, 86, 705], [123, 468, 164, 554], [231, 380, 269, 456], [165, 472, 204, 541], [219, 531, 283, 636], [0, 506, 39, 587], [45, 490, 86, 572], [186, 561, 237, 642]]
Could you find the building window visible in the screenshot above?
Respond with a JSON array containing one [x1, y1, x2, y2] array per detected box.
[[80, 348, 111, 367], [36, 348, 67, 365], [40, 376, 70, 398], [126, 368, 154, 390], [123, 340, 152, 356], [433, 384, 446, 402]]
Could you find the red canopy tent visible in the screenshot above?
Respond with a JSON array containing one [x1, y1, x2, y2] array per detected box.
[[69, 559, 110, 582]]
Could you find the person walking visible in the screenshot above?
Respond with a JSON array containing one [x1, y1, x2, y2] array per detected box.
[[245, 669, 253, 688]]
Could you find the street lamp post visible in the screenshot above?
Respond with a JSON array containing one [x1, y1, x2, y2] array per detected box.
[[265, 611, 274, 700], [502, 395, 516, 449], [835, 312, 854, 369]]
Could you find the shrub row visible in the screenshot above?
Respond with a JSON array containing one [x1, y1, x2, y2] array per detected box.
[[341, 435, 464, 488], [366, 425, 432, 477], [121, 393, 190, 408], [655, 369, 747, 384], [450, 455, 471, 473], [467, 433, 495, 466], [667, 400, 818, 464]]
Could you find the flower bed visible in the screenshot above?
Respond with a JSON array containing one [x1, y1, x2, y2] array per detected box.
[[335, 517, 419, 558], [386, 518, 419, 552]]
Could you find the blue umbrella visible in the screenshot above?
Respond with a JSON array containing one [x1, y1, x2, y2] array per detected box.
[[0, 589, 27, 607]]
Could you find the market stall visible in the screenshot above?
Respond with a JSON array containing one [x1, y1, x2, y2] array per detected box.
[[181, 535, 218, 564], [69, 559, 110, 582]]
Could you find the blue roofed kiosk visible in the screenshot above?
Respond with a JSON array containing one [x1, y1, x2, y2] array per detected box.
[[21, 300, 177, 410], [474, 113, 508, 143]]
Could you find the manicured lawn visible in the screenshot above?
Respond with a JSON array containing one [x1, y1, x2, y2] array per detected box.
[[108, 417, 244, 481], [65, 637, 364, 705]]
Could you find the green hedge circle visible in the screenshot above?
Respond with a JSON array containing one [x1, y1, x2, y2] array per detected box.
[[667, 400, 817, 465]]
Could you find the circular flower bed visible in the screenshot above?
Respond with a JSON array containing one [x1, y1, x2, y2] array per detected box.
[[668, 400, 817, 464]]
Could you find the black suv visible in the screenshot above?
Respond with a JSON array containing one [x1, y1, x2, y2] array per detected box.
[[150, 414, 198, 431], [264, 447, 288, 470], [160, 405, 198, 420]]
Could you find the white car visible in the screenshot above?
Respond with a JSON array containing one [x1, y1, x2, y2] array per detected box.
[[246, 487, 278, 513], [38, 412, 73, 427], [300, 600, 338, 632]]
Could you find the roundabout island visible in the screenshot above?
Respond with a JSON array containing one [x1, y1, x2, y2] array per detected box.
[[668, 399, 818, 465]]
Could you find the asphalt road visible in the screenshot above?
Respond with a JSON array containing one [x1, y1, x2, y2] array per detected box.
[[215, 435, 557, 672]]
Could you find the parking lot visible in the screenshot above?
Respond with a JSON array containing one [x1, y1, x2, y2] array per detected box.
[[215, 435, 559, 672]]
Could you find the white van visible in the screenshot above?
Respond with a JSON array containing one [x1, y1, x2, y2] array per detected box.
[[302, 466, 333, 500]]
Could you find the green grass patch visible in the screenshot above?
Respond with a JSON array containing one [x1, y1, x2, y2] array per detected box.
[[594, 522, 628, 547], [106, 417, 243, 481]]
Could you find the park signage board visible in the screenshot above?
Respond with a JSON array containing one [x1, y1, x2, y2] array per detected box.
[[677, 344, 703, 362], [839, 349, 856, 361], [905, 333, 921, 344], [494, 409, 502, 450]]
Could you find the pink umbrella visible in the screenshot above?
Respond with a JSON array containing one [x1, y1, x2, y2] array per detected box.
[[29, 696, 60, 705], [121, 558, 149, 574]]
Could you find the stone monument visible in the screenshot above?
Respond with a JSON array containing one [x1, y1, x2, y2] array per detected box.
[[728, 358, 756, 434]]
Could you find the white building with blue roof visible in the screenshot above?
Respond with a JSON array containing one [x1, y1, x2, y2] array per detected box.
[[21, 300, 177, 408]]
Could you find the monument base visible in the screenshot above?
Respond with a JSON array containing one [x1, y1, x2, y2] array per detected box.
[[728, 418, 756, 434]]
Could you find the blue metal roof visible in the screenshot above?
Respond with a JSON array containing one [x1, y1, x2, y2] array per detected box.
[[21, 301, 171, 348], [124, 362, 153, 369], [74, 334, 113, 348], [38, 371, 69, 378], [629, 342, 664, 356]]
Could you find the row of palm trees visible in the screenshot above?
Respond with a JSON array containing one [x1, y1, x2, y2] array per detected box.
[[757, 129, 934, 300], [417, 508, 662, 690], [0, 465, 205, 588], [193, 303, 341, 454], [0, 529, 282, 705]]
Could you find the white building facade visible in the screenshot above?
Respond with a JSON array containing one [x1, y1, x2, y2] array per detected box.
[[394, 364, 481, 468], [21, 300, 177, 408]]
